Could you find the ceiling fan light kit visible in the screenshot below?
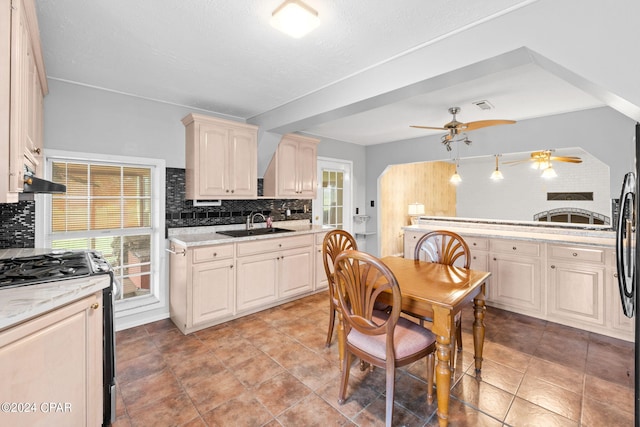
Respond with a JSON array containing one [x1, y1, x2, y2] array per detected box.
[[490, 154, 504, 180], [271, 0, 320, 38], [410, 106, 516, 151]]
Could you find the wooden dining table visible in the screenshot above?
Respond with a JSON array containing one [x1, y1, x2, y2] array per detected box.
[[379, 256, 491, 427]]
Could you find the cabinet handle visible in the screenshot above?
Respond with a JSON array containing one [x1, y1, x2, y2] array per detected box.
[[512, 247, 517, 251], [614, 272, 618, 278], [33, 147, 41, 155], [230, 265, 233, 269], [226, 189, 230, 193], [551, 265, 556, 269], [231, 190, 234, 193], [473, 243, 477, 246], [91, 303, 100, 310], [493, 257, 497, 261], [572, 252, 578, 257], [213, 252, 217, 257], [279, 244, 282, 247]]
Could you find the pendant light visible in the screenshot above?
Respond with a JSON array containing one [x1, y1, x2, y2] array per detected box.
[[490, 154, 504, 180], [271, 0, 320, 38], [541, 164, 558, 179], [450, 159, 462, 184]]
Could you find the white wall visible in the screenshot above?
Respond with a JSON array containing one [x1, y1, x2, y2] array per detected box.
[[365, 107, 636, 255], [456, 151, 611, 222]]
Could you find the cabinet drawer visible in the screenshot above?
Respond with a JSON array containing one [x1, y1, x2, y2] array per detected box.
[[549, 245, 605, 264], [237, 234, 313, 257], [490, 239, 540, 257], [192, 244, 234, 263], [465, 236, 488, 251]]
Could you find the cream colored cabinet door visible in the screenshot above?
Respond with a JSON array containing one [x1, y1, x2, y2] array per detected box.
[[183, 113, 257, 200], [0, 292, 103, 427], [489, 240, 542, 314], [262, 133, 319, 199], [236, 252, 278, 312], [192, 259, 235, 326], [466, 236, 489, 272], [279, 246, 313, 298], [296, 139, 318, 197], [315, 232, 329, 290], [403, 230, 424, 259], [547, 245, 606, 327]]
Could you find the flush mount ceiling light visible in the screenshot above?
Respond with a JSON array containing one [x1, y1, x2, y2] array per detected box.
[[270, 0, 320, 38], [490, 154, 504, 181]]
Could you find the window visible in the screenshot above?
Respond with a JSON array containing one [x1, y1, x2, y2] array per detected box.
[[42, 152, 165, 312], [322, 169, 344, 229]]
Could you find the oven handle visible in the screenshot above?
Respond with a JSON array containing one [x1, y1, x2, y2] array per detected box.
[[166, 247, 186, 256]]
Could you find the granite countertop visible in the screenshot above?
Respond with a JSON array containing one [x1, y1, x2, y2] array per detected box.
[[168, 220, 333, 247], [0, 274, 111, 332], [404, 217, 616, 247], [0, 248, 112, 331]]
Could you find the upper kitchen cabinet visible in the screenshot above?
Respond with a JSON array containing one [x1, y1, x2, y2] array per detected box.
[[182, 113, 258, 200], [263, 134, 319, 199], [0, 0, 48, 203]]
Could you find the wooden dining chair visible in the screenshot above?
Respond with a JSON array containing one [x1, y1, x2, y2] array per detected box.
[[322, 229, 358, 349], [410, 230, 471, 355], [333, 249, 436, 427]]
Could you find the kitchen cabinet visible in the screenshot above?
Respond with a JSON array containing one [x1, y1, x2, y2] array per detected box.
[[489, 239, 543, 315], [1, 0, 47, 203], [236, 234, 313, 312], [0, 291, 103, 426], [182, 113, 258, 200], [169, 243, 235, 334], [315, 231, 329, 290], [547, 244, 605, 327], [263, 133, 319, 198], [607, 249, 634, 336], [403, 230, 423, 258], [467, 236, 490, 272]]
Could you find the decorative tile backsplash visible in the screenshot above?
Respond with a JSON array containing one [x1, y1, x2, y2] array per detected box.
[[165, 168, 312, 232], [0, 168, 314, 248], [0, 201, 35, 249]]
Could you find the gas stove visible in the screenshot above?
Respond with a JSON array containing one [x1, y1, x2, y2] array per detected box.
[[0, 250, 113, 290]]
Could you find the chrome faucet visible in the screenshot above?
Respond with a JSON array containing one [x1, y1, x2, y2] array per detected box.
[[247, 212, 266, 230]]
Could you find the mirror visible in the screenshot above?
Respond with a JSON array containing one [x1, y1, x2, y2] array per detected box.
[[436, 147, 612, 226]]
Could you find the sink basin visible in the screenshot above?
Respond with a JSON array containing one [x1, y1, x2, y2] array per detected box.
[[216, 227, 294, 238]]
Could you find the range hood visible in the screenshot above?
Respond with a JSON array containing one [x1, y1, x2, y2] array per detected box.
[[23, 176, 66, 194]]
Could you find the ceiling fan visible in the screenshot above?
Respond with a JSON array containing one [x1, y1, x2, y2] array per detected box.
[[410, 106, 516, 151], [503, 150, 583, 168]]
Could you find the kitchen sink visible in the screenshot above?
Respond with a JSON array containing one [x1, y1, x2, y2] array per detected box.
[[216, 227, 294, 238]]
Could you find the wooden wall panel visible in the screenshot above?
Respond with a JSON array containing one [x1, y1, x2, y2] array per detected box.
[[380, 162, 456, 257]]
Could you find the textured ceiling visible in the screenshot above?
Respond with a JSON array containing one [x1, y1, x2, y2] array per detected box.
[[35, 0, 605, 145]]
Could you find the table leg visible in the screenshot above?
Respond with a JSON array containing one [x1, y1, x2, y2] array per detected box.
[[432, 305, 451, 427], [472, 289, 487, 373]]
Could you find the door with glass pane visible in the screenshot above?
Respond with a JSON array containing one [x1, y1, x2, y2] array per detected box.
[[313, 158, 352, 233]]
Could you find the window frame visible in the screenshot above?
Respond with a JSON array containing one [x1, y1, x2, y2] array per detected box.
[[36, 150, 166, 317]]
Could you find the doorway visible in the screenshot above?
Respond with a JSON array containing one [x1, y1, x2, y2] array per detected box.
[[313, 158, 353, 234]]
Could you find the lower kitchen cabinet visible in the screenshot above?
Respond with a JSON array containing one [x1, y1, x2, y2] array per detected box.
[[236, 234, 314, 312], [169, 243, 235, 334], [489, 239, 543, 316], [547, 244, 605, 327], [315, 231, 329, 290], [0, 292, 103, 426]]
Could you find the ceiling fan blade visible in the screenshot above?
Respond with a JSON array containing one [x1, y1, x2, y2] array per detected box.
[[410, 125, 448, 130], [462, 119, 516, 131], [551, 156, 583, 163], [502, 159, 533, 165]]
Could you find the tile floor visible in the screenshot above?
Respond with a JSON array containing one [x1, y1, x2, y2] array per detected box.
[[112, 292, 635, 426]]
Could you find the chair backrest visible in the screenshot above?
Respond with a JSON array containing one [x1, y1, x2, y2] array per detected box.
[[333, 250, 402, 340], [414, 230, 471, 268], [322, 229, 358, 286]]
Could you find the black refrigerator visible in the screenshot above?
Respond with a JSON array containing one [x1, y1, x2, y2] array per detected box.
[[616, 122, 640, 426]]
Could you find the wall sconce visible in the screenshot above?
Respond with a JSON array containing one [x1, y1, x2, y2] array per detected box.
[[408, 202, 425, 225], [271, 0, 320, 38], [490, 154, 504, 180]]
